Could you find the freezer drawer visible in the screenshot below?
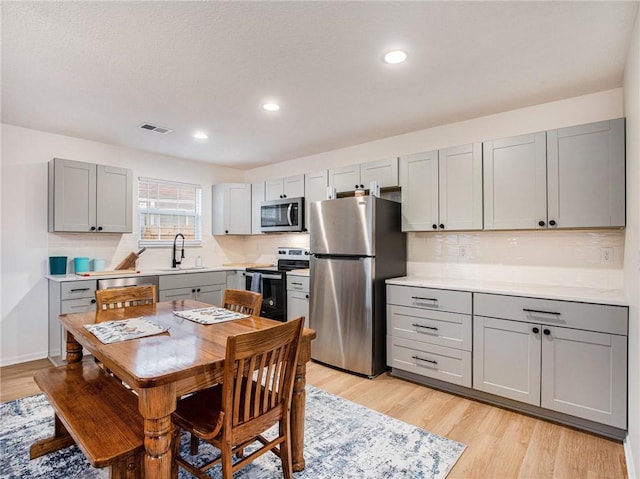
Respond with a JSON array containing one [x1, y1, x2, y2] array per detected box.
[[310, 256, 380, 376]]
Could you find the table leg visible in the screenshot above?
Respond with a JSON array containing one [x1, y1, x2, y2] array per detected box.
[[291, 339, 311, 472], [65, 330, 83, 364], [138, 383, 177, 479]]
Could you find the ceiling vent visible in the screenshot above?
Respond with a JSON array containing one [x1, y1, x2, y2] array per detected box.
[[139, 123, 173, 134]]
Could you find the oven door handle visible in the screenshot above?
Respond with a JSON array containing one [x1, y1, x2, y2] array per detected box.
[[243, 272, 282, 280]]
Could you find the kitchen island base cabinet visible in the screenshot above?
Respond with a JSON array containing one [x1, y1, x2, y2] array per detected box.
[[473, 293, 628, 430]]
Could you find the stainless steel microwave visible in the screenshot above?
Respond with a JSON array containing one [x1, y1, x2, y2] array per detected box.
[[260, 197, 305, 233]]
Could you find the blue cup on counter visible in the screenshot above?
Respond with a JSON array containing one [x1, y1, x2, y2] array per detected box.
[[74, 257, 90, 273], [49, 256, 67, 275]]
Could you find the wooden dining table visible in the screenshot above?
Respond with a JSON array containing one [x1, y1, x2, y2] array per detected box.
[[37, 299, 316, 479]]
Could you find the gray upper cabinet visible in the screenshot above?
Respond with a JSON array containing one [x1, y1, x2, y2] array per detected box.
[[48, 158, 132, 233], [329, 158, 398, 193], [212, 183, 251, 235], [265, 174, 305, 200], [484, 118, 625, 230], [483, 132, 547, 230], [304, 170, 328, 231], [251, 182, 265, 235], [399, 144, 482, 232], [547, 118, 625, 228]]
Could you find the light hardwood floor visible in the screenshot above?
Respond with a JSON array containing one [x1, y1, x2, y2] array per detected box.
[[1, 359, 627, 478]]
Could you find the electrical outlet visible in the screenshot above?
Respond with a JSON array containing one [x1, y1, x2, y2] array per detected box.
[[601, 247, 614, 264], [459, 245, 467, 258]]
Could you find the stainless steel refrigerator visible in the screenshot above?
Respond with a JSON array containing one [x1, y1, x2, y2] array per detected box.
[[309, 196, 406, 377]]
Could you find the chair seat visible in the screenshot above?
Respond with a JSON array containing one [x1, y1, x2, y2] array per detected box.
[[172, 386, 224, 438]]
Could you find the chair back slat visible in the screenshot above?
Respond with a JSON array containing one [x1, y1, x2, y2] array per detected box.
[[222, 289, 262, 316], [94, 285, 157, 322], [224, 318, 304, 432]]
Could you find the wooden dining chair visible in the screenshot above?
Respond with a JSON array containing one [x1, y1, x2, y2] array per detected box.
[[94, 285, 157, 322], [222, 288, 262, 316], [171, 316, 305, 479]]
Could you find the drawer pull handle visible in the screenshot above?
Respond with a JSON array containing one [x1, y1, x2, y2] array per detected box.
[[523, 308, 561, 316], [412, 355, 438, 366], [70, 288, 91, 292], [412, 323, 438, 331], [412, 296, 438, 302]]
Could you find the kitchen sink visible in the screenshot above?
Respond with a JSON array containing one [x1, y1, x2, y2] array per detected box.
[[156, 266, 206, 272]]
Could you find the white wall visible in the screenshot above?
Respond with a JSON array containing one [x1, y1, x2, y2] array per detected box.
[[623, 8, 640, 478], [0, 125, 245, 365]]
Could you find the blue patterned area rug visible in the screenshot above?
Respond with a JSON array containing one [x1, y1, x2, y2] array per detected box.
[[1, 386, 465, 478]]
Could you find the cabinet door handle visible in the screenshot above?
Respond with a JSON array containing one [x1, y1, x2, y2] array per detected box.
[[97, 226, 103, 231], [412, 355, 438, 366], [70, 288, 91, 292], [90, 226, 96, 231], [412, 323, 439, 331], [291, 282, 303, 286], [543, 329, 551, 335], [305, 294, 309, 299], [412, 296, 438, 303], [523, 308, 561, 316], [532, 327, 539, 334], [91, 299, 96, 304], [439, 224, 444, 229]]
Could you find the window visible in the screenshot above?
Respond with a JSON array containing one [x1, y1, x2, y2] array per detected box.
[[138, 177, 202, 246]]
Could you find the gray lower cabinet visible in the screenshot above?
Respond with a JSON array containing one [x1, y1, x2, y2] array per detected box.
[[473, 293, 628, 429], [159, 272, 227, 305], [286, 275, 309, 327], [48, 280, 97, 363], [386, 285, 472, 387]]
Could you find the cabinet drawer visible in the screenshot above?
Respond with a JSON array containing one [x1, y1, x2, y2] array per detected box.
[[159, 271, 227, 290], [159, 287, 193, 302], [287, 275, 309, 292], [474, 293, 628, 335], [61, 281, 96, 300], [61, 298, 96, 314], [387, 285, 471, 314], [388, 305, 471, 351], [387, 335, 471, 387]]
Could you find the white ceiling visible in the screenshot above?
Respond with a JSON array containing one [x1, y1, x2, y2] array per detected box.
[[2, 1, 638, 170]]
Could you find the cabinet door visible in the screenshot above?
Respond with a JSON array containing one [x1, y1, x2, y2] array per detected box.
[[484, 132, 547, 230], [283, 174, 305, 198], [473, 316, 541, 405], [287, 291, 309, 327], [304, 170, 328, 231], [547, 118, 625, 228], [96, 165, 133, 233], [360, 158, 399, 188], [251, 182, 265, 235], [159, 287, 193, 302], [329, 164, 360, 192], [51, 158, 96, 232], [541, 326, 627, 428], [265, 179, 284, 200], [212, 183, 251, 235], [196, 284, 224, 306], [438, 143, 483, 231], [399, 151, 439, 231]]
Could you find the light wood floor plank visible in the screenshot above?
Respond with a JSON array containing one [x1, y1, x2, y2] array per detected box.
[[0, 359, 628, 478]]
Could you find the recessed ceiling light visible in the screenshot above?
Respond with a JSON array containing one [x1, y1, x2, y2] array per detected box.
[[263, 103, 280, 112], [192, 132, 208, 140], [383, 50, 408, 64]]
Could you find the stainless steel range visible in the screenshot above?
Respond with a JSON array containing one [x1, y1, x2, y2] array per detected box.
[[244, 247, 310, 321]]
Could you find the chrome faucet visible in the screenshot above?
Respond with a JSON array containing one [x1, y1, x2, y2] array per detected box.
[[172, 233, 185, 268]]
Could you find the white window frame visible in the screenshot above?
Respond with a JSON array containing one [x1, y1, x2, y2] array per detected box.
[[137, 177, 202, 247]]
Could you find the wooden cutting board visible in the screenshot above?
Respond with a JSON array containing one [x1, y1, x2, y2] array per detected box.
[[75, 269, 138, 277]]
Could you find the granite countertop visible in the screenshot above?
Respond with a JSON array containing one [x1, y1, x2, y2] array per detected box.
[[386, 276, 628, 307]]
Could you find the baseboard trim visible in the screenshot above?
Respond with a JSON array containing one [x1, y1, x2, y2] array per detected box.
[[624, 436, 638, 479], [0, 351, 48, 368]]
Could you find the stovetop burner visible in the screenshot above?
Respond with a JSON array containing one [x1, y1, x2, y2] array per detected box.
[[246, 247, 310, 273]]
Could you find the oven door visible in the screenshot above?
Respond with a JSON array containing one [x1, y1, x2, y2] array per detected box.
[[244, 271, 286, 321]]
